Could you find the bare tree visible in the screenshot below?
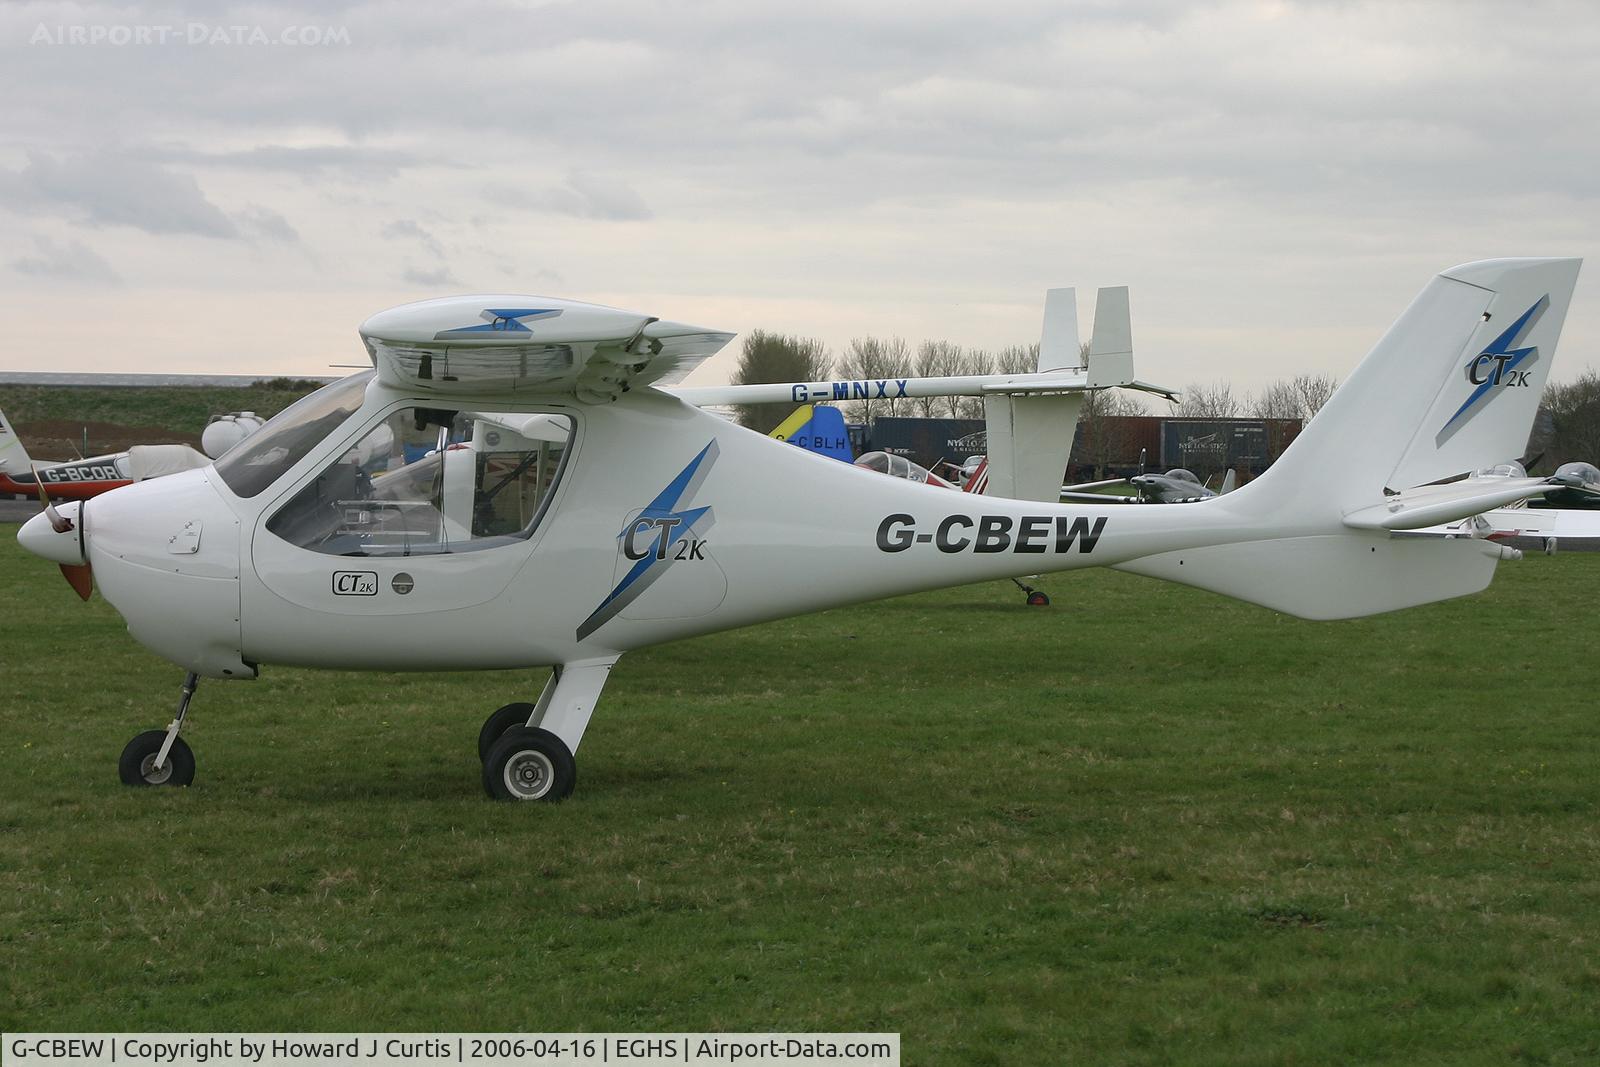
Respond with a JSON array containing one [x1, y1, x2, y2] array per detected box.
[[1175, 380, 1239, 419], [1076, 387, 1147, 478], [1544, 370, 1600, 466], [954, 348, 996, 419], [914, 340, 963, 417], [995, 343, 1037, 375], [836, 336, 914, 422], [731, 329, 832, 433], [1292, 372, 1338, 419], [1250, 379, 1302, 420]]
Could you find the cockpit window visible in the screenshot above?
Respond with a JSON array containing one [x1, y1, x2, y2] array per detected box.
[[1168, 468, 1200, 485], [1472, 462, 1527, 479], [1554, 461, 1599, 485], [264, 408, 574, 557], [214, 372, 374, 498]]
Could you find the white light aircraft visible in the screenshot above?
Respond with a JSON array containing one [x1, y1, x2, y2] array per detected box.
[[1412, 459, 1600, 548], [16, 259, 1581, 801]]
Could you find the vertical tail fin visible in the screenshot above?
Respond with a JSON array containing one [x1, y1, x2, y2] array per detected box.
[[769, 403, 853, 463], [1235, 258, 1581, 522], [0, 408, 35, 476], [1116, 258, 1581, 620]]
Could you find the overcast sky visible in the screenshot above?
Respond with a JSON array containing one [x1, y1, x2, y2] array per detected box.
[[4, 0, 1599, 399]]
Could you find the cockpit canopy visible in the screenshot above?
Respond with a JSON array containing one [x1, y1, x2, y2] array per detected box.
[[855, 450, 940, 485], [1165, 468, 1201, 486], [1472, 461, 1527, 480], [1554, 461, 1600, 486]]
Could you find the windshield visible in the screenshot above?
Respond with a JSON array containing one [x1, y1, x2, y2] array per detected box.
[[214, 372, 374, 498]]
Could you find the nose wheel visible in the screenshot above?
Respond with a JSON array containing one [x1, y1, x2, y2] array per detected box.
[[119, 672, 199, 788], [119, 731, 195, 787]]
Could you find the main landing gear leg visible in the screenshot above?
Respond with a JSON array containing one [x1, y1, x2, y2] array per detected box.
[[481, 655, 620, 802], [118, 672, 199, 787]]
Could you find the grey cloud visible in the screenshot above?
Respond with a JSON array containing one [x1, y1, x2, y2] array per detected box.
[[0, 151, 239, 238], [149, 144, 424, 181], [402, 266, 460, 288], [382, 219, 445, 258], [11, 237, 121, 284], [531, 171, 653, 221], [237, 205, 300, 243]]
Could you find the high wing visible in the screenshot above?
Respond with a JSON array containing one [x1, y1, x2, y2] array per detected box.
[[1059, 477, 1128, 494], [1058, 490, 1145, 504], [360, 295, 734, 403]]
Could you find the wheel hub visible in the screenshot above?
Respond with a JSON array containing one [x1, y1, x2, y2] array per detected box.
[[139, 753, 173, 785], [504, 750, 553, 799]]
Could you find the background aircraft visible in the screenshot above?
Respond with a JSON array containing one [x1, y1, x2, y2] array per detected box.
[[1413, 459, 1600, 549], [1061, 463, 1238, 504], [15, 258, 1581, 803], [0, 406, 260, 501]]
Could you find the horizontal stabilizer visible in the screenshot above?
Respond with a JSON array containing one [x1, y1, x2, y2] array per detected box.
[[1059, 490, 1142, 504], [1343, 476, 1559, 530]]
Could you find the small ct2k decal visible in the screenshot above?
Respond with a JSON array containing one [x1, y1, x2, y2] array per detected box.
[[332, 571, 378, 596], [876, 514, 1108, 554]]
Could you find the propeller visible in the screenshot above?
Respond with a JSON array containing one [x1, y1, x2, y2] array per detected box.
[[29, 464, 93, 601]]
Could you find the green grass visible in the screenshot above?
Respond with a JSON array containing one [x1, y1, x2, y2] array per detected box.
[[0, 380, 323, 436], [1, 529, 1598, 1064]]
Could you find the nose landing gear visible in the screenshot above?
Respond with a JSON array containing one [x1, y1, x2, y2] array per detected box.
[[118, 672, 199, 787]]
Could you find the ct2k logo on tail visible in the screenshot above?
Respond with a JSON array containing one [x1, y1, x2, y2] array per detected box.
[[1437, 295, 1549, 445], [576, 441, 719, 641]]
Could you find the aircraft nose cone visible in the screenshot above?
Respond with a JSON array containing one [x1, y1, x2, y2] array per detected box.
[[18, 501, 86, 565]]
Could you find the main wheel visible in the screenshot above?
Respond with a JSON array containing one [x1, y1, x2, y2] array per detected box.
[[118, 730, 196, 788], [478, 702, 537, 762], [483, 727, 576, 802], [1026, 590, 1051, 607]]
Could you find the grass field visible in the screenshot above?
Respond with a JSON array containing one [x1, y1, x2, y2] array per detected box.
[[1, 380, 324, 431], [1, 528, 1598, 1064]]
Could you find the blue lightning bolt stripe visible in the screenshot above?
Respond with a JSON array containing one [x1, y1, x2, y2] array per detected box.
[[434, 308, 563, 338], [576, 441, 719, 641], [1438, 296, 1548, 439]]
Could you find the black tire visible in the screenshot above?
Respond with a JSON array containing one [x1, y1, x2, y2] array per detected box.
[[483, 727, 576, 802], [1026, 591, 1051, 607], [478, 702, 537, 762], [118, 730, 195, 788]]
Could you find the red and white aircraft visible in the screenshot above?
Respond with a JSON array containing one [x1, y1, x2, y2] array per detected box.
[[0, 408, 232, 501]]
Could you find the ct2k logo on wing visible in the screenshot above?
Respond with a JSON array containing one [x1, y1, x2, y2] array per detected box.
[[1437, 294, 1549, 444], [576, 441, 719, 641]]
